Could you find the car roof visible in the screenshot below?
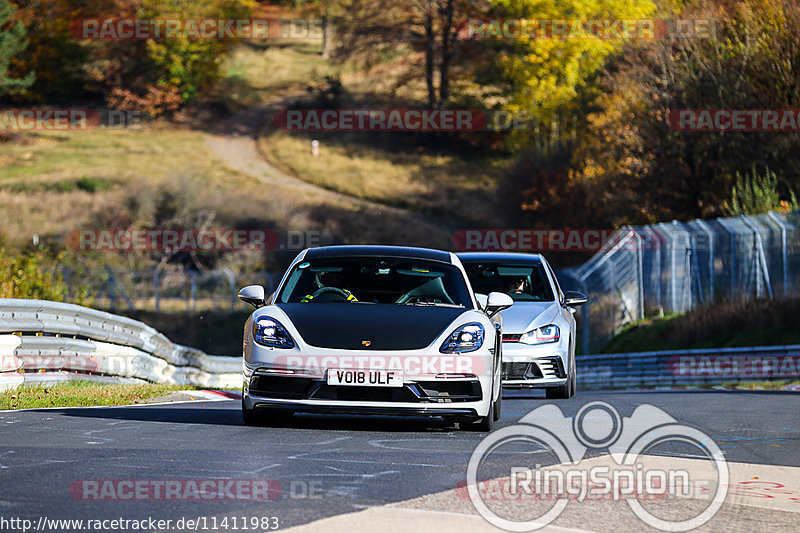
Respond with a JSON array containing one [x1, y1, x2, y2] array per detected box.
[[456, 252, 544, 263], [304, 245, 453, 263]]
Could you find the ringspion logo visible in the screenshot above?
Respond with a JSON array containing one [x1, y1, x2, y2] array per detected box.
[[466, 402, 728, 531]]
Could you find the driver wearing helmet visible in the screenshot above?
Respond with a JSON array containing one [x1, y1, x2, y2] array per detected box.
[[301, 270, 358, 302]]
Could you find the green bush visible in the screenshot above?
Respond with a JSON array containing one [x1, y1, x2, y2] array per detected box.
[[725, 167, 799, 216], [0, 248, 74, 302]]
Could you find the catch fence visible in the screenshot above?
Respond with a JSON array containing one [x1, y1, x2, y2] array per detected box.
[[558, 211, 800, 353]]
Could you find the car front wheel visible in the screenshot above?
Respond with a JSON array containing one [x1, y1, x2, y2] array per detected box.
[[467, 397, 495, 431], [242, 397, 261, 426]]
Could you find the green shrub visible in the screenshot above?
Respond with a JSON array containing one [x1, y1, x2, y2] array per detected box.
[[725, 166, 799, 216], [0, 248, 76, 302]]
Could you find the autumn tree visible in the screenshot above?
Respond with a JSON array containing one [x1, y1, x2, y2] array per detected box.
[[0, 0, 34, 96], [502, 0, 800, 227], [488, 0, 658, 151], [335, 0, 490, 108], [576, 0, 800, 223]]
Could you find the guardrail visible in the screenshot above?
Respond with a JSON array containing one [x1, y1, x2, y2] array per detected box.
[[578, 344, 800, 389], [0, 299, 242, 391], [2, 299, 796, 393]]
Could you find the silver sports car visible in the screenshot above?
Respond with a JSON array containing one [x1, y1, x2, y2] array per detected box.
[[238, 245, 513, 430], [458, 252, 587, 398]]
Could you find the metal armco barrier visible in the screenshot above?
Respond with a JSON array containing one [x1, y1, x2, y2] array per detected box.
[[2, 299, 795, 393], [578, 344, 800, 389], [0, 299, 241, 391]]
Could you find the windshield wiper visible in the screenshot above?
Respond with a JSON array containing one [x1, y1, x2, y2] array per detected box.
[[402, 302, 463, 308]]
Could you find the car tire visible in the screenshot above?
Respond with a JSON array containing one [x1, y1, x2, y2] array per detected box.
[[242, 397, 262, 426], [547, 352, 576, 400], [546, 380, 571, 399], [466, 397, 495, 431], [569, 369, 577, 398], [469, 414, 494, 431], [242, 397, 292, 426], [493, 388, 502, 421]]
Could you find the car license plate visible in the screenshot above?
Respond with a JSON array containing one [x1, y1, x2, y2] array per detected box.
[[327, 369, 403, 387]]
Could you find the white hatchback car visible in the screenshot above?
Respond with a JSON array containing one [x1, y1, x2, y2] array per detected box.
[[458, 252, 586, 398]]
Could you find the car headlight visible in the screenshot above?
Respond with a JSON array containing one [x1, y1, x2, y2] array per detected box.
[[520, 324, 560, 345], [253, 317, 295, 349], [440, 323, 484, 353]]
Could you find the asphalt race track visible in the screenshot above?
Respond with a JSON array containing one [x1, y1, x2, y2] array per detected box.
[[1, 390, 799, 532]]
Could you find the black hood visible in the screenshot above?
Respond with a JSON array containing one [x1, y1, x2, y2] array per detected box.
[[278, 303, 466, 350]]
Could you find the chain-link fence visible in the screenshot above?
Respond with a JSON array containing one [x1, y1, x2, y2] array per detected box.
[[558, 211, 800, 353], [62, 267, 283, 313]]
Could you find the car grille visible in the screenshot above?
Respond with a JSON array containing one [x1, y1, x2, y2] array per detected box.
[[502, 358, 565, 380], [502, 333, 522, 342], [250, 375, 315, 399], [313, 385, 420, 402], [250, 374, 482, 403]]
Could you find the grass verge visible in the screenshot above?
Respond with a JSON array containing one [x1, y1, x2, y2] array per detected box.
[[0, 380, 202, 410], [601, 295, 800, 353], [258, 127, 509, 226]]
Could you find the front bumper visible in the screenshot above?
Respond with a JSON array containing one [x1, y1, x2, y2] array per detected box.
[[246, 399, 479, 420], [501, 340, 568, 388], [243, 370, 488, 418]]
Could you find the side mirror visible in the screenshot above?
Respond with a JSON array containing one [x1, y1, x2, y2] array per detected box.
[[475, 293, 488, 311], [238, 285, 266, 308], [485, 292, 513, 318], [564, 291, 588, 307]]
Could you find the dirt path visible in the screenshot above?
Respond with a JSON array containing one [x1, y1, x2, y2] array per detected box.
[[203, 102, 454, 235]]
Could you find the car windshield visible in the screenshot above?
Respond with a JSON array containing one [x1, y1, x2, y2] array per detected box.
[[462, 262, 554, 302], [276, 257, 472, 306]]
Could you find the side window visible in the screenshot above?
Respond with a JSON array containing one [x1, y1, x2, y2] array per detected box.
[[544, 262, 564, 303]]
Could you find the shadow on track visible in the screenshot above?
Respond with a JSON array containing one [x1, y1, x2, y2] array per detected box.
[[54, 402, 461, 432], [590, 389, 800, 396]]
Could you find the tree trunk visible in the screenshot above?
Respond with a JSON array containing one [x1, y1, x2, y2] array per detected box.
[[424, 2, 436, 109], [321, 16, 333, 59], [438, 0, 455, 108]]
